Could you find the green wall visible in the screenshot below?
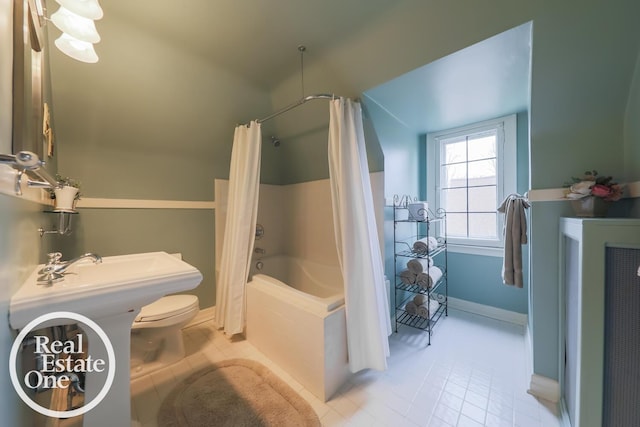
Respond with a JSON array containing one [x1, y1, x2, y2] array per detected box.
[[624, 49, 640, 182], [55, 209, 215, 307], [0, 194, 55, 427]]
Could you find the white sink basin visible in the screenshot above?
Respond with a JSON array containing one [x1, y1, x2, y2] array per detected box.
[[9, 251, 202, 427], [10, 251, 203, 330]]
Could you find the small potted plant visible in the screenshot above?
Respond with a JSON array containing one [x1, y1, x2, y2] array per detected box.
[[564, 170, 624, 217], [51, 174, 81, 211]]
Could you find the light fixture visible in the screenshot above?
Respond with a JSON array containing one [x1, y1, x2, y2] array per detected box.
[[51, 6, 100, 43], [31, 0, 105, 63], [55, 0, 103, 20], [54, 33, 99, 63]]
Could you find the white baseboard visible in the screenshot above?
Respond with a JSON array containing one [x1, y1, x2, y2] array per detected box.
[[527, 373, 560, 403], [447, 297, 528, 326]]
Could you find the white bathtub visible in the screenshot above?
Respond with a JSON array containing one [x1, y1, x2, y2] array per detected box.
[[246, 255, 350, 401]]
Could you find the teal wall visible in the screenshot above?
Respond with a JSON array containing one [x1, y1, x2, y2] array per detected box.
[[362, 97, 421, 284]]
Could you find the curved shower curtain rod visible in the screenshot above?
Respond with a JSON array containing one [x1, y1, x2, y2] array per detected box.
[[250, 93, 339, 125]]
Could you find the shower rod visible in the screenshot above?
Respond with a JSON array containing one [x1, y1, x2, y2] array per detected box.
[[251, 93, 339, 125]]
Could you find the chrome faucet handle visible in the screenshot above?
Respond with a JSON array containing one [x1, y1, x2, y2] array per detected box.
[[47, 252, 63, 264], [38, 252, 63, 274]]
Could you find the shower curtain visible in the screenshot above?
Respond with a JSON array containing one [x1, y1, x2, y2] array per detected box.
[[215, 122, 262, 336], [328, 98, 391, 372]]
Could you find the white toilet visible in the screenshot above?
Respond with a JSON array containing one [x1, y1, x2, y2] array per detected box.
[[130, 294, 199, 378]]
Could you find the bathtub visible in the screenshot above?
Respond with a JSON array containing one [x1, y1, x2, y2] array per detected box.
[[246, 255, 350, 401]]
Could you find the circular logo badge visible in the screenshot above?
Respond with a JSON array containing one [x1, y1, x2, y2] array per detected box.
[[9, 311, 116, 418]]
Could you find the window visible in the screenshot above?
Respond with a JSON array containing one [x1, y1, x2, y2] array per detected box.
[[427, 115, 517, 255]]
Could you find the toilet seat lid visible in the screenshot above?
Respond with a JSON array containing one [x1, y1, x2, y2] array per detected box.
[[135, 295, 199, 322]]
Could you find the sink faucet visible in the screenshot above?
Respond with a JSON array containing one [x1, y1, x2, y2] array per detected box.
[[37, 252, 102, 285]]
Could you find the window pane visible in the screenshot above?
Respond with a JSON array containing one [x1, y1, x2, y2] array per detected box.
[[468, 159, 496, 186], [443, 139, 466, 164], [442, 188, 467, 212], [468, 134, 496, 161], [468, 186, 497, 212], [469, 213, 497, 239], [446, 213, 467, 238], [442, 163, 466, 188]]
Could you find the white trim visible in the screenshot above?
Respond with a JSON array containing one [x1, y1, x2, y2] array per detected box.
[[525, 323, 533, 381], [527, 180, 640, 202], [76, 197, 215, 210], [447, 243, 503, 257], [427, 114, 517, 249], [527, 373, 561, 403], [447, 296, 527, 325], [527, 188, 567, 202]]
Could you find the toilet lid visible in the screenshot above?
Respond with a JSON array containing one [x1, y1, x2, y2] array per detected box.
[[135, 295, 199, 322]]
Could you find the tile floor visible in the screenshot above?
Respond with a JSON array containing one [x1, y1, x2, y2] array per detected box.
[[130, 308, 563, 427]]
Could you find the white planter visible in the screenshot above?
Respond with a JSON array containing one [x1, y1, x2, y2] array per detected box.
[[54, 186, 79, 211]]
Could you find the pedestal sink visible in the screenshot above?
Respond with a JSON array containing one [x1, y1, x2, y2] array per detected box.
[[9, 251, 203, 427]]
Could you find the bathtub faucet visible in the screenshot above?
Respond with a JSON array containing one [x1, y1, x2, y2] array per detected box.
[[254, 247, 266, 255]]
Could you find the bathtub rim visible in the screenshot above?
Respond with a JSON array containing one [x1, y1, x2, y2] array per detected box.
[[248, 272, 345, 317]]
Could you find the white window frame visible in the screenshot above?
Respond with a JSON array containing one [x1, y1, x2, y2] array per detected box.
[[426, 114, 517, 257]]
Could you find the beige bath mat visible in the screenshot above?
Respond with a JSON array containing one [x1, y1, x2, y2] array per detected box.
[[157, 358, 320, 427]]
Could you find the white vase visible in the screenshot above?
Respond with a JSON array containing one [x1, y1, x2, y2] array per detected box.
[[54, 186, 79, 211]]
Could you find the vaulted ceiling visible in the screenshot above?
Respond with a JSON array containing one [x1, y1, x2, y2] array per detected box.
[[103, 0, 402, 90]]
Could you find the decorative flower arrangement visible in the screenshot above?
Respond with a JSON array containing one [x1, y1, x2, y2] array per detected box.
[[50, 174, 81, 200], [564, 170, 624, 202]]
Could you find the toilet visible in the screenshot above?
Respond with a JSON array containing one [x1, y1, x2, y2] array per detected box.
[[130, 294, 199, 379]]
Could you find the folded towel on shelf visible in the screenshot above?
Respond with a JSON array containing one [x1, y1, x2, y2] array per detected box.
[[407, 257, 433, 274], [399, 269, 417, 285], [395, 209, 409, 221], [413, 294, 428, 305], [415, 266, 443, 289], [416, 299, 440, 319], [413, 236, 439, 255], [405, 301, 418, 316], [408, 202, 429, 221]]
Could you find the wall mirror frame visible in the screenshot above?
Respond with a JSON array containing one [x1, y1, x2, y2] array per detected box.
[[11, 0, 55, 174]]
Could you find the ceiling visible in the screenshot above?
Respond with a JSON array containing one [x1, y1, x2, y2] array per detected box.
[[102, 0, 402, 90], [364, 22, 532, 134]]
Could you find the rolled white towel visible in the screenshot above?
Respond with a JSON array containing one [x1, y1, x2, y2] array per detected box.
[[415, 266, 443, 289], [413, 294, 428, 305], [405, 301, 418, 316], [399, 269, 417, 285], [395, 209, 409, 221], [417, 299, 440, 318], [408, 202, 429, 221], [412, 236, 439, 255], [406, 257, 433, 274]]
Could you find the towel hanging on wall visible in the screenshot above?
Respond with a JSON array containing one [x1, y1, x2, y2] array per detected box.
[[497, 194, 530, 288]]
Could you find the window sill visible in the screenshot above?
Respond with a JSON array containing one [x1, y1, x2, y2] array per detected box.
[[446, 243, 503, 257]]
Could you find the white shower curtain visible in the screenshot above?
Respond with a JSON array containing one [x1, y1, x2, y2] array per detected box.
[[215, 122, 262, 336], [328, 98, 391, 373]]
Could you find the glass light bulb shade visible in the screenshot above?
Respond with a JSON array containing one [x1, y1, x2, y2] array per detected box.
[[51, 7, 101, 43], [55, 33, 99, 63], [55, 0, 103, 20]]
